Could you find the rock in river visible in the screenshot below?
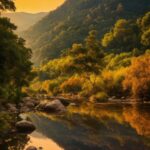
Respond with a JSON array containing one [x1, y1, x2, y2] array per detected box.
[[37, 99, 66, 113], [26, 146, 37, 150], [16, 120, 36, 133]]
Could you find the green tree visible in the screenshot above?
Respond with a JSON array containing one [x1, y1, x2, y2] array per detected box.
[[69, 30, 104, 74], [0, 0, 15, 11], [0, 0, 32, 104], [137, 12, 150, 48], [67, 30, 104, 90], [102, 19, 139, 52]]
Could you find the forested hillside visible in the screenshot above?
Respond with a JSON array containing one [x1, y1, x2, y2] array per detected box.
[[30, 11, 150, 101], [23, 0, 150, 64]]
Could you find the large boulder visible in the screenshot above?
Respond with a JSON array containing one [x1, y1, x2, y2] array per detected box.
[[16, 120, 36, 133], [37, 99, 66, 113]]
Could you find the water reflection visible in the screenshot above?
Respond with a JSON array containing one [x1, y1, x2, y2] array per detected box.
[[123, 105, 150, 136], [1, 103, 150, 150], [26, 103, 150, 150], [25, 132, 63, 150]]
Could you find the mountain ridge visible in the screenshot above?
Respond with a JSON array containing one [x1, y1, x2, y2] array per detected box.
[[22, 0, 150, 64]]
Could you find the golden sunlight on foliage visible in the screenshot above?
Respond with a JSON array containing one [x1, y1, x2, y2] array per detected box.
[[101, 19, 138, 52], [60, 76, 84, 94], [101, 68, 127, 97], [123, 53, 150, 100]]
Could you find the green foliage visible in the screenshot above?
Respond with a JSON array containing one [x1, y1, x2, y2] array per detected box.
[[0, 112, 12, 134], [68, 30, 104, 74], [0, 1, 32, 103], [102, 19, 139, 52], [105, 52, 132, 70], [22, 0, 150, 64], [138, 12, 150, 48], [0, 0, 15, 11], [141, 28, 150, 46]]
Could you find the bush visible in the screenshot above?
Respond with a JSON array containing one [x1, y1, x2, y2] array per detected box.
[[101, 68, 127, 97], [123, 53, 150, 100], [90, 92, 108, 103], [81, 75, 104, 97], [60, 76, 83, 94]]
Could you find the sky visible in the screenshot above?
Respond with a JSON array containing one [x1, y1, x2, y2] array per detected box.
[[14, 0, 65, 13]]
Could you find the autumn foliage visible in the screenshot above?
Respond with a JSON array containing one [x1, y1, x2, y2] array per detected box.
[[123, 54, 150, 100]]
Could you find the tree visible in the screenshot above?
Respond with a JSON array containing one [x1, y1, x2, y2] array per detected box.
[[0, 0, 15, 11], [137, 12, 150, 48], [123, 53, 150, 100], [69, 30, 104, 74], [141, 28, 150, 47], [137, 12, 150, 31], [101, 19, 139, 52], [0, 0, 32, 103]]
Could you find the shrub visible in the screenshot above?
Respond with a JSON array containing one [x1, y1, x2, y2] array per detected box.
[[90, 92, 108, 103], [60, 76, 83, 94], [30, 81, 42, 93], [106, 52, 132, 70], [101, 68, 127, 97], [81, 74, 105, 97]]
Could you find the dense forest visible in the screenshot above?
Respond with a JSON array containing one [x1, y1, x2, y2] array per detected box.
[[29, 11, 150, 102], [23, 0, 150, 64]]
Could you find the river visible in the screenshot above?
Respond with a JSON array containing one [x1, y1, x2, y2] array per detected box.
[[0, 103, 150, 150]]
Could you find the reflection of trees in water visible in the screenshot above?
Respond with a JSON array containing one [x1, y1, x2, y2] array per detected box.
[[69, 103, 150, 137], [29, 104, 150, 150], [123, 105, 150, 136]]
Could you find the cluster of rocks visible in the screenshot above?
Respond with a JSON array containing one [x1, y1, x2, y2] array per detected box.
[[4, 96, 76, 139], [1, 96, 77, 150], [6, 96, 72, 114], [14, 98, 72, 134]]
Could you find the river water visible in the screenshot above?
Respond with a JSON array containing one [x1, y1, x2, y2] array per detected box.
[[1, 103, 150, 150]]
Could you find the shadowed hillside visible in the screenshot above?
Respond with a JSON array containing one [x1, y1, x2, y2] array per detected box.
[[22, 0, 150, 64]]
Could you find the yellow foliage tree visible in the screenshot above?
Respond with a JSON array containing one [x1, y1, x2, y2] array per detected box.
[[123, 53, 150, 100], [60, 76, 83, 94]]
